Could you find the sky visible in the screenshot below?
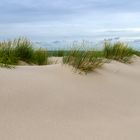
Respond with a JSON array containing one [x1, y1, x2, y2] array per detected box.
[[0, 0, 140, 41]]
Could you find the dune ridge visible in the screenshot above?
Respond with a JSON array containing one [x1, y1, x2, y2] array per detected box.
[[0, 57, 140, 140]]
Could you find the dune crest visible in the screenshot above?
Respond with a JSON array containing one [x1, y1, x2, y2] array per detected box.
[[0, 57, 140, 140]]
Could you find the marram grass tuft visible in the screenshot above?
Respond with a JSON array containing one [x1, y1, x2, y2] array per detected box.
[[103, 42, 134, 63], [63, 48, 104, 73]]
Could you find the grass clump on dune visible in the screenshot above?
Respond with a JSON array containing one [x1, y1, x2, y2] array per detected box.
[[63, 48, 104, 73], [0, 41, 18, 68], [0, 38, 139, 69], [103, 42, 134, 63], [14, 38, 34, 63], [0, 38, 48, 67], [32, 48, 48, 65]]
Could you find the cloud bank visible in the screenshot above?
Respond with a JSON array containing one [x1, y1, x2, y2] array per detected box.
[[0, 0, 140, 40]]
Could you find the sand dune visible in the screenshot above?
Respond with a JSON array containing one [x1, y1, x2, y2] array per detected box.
[[0, 57, 140, 140]]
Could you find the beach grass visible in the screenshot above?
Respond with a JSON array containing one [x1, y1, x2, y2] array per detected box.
[[103, 42, 134, 63], [0, 47, 18, 68], [0, 38, 140, 70], [0, 41, 18, 67], [14, 38, 34, 63], [63, 48, 104, 73], [0, 38, 48, 67], [32, 48, 48, 65]]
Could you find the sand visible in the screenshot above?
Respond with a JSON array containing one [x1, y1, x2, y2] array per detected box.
[[0, 57, 140, 140]]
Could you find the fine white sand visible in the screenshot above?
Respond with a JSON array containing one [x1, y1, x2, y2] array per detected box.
[[0, 57, 140, 140]]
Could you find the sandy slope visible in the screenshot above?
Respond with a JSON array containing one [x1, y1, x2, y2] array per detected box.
[[0, 57, 140, 140]]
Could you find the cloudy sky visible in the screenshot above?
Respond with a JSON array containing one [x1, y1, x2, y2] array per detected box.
[[0, 0, 140, 41]]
